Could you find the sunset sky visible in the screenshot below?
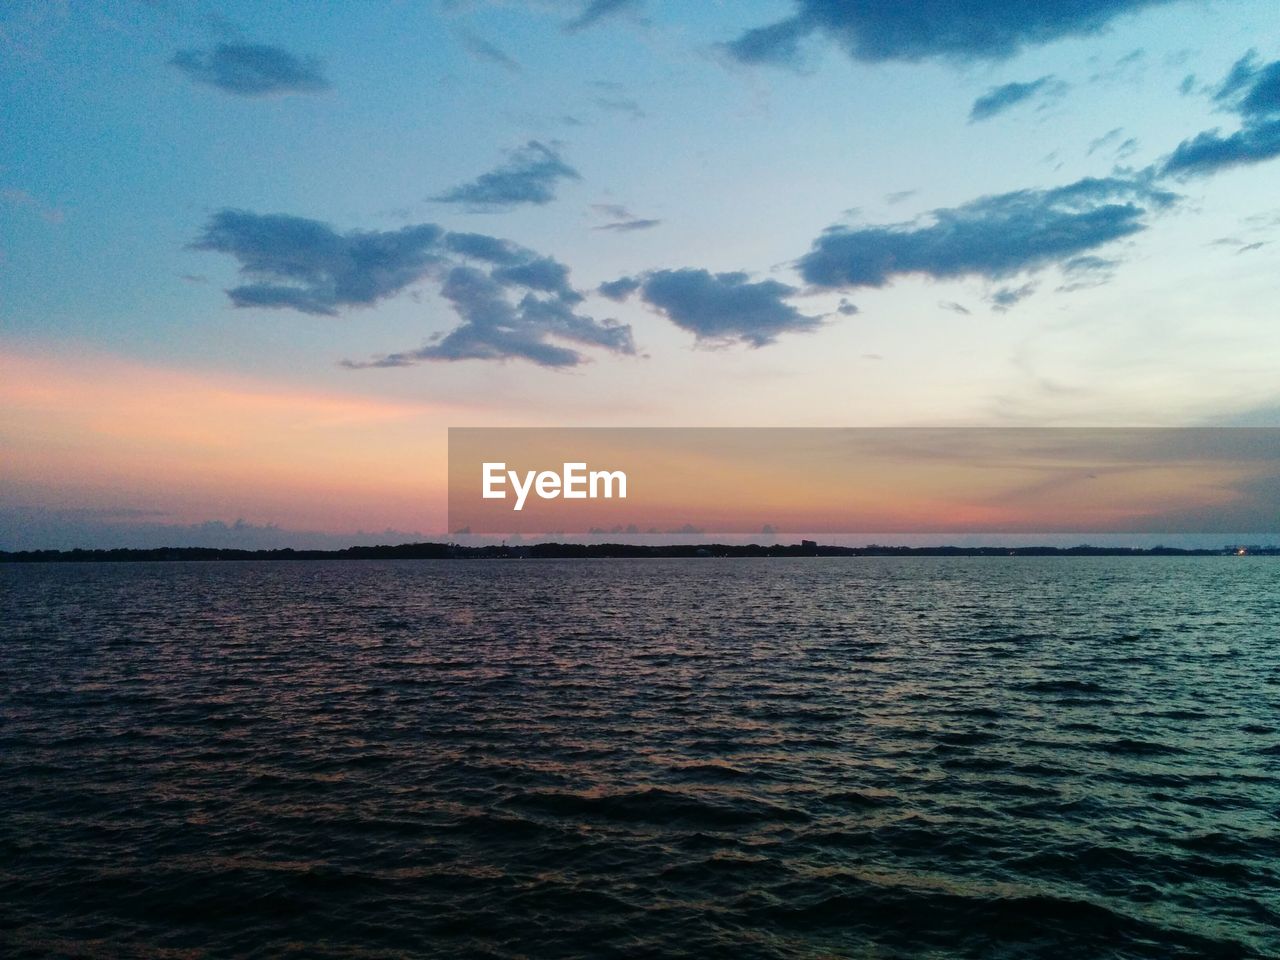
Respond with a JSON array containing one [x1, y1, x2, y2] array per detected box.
[[3, 0, 1279, 548]]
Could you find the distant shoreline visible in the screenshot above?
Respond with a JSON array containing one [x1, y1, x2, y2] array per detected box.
[[2, 542, 1276, 562]]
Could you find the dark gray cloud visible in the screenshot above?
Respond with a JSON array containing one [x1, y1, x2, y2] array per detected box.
[[615, 269, 821, 347], [170, 43, 329, 96], [192, 211, 443, 315], [565, 0, 643, 33], [1162, 122, 1280, 175], [1162, 52, 1280, 176], [969, 76, 1060, 122], [598, 276, 642, 301], [442, 232, 528, 265], [194, 210, 633, 367], [432, 141, 580, 210], [348, 267, 634, 368], [724, 0, 1175, 67], [1215, 50, 1280, 117], [456, 30, 521, 72], [797, 175, 1175, 291]]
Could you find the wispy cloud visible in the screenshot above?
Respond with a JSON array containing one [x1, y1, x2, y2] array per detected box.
[[432, 141, 580, 210], [456, 30, 521, 73], [564, 0, 643, 34], [594, 96, 645, 120], [591, 203, 661, 232], [723, 0, 1175, 67], [969, 76, 1064, 122], [170, 43, 330, 96], [2, 187, 64, 224]]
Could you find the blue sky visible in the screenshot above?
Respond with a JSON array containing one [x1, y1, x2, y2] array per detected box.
[[2, 0, 1278, 546]]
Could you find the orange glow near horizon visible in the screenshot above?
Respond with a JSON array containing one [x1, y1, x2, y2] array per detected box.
[[448, 428, 1277, 534], [0, 349, 454, 533]]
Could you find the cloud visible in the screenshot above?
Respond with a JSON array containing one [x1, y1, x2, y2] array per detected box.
[[564, 0, 643, 33], [723, 0, 1175, 67], [192, 211, 444, 315], [170, 43, 330, 96], [1087, 127, 1124, 155], [432, 141, 580, 210], [194, 210, 634, 367], [456, 30, 521, 72], [796, 175, 1175, 291], [345, 266, 633, 368], [1161, 52, 1280, 177], [989, 282, 1037, 311], [619, 268, 822, 347], [591, 203, 661, 232], [938, 300, 971, 315], [598, 276, 641, 300], [969, 76, 1061, 122], [1055, 254, 1119, 291], [596, 218, 660, 232], [594, 96, 645, 120]]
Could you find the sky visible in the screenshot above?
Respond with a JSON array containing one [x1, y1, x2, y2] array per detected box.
[[2, 0, 1279, 548]]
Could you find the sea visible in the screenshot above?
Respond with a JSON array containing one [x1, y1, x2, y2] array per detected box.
[[2, 557, 1277, 959]]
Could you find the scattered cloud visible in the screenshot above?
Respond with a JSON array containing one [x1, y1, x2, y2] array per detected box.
[[597, 218, 661, 232], [598, 276, 642, 300], [989, 282, 1038, 311], [432, 141, 580, 210], [170, 43, 330, 96], [837, 298, 859, 316], [611, 268, 822, 347], [591, 203, 661, 232], [192, 210, 443, 315], [723, 0, 1174, 67], [564, 0, 643, 33], [969, 76, 1063, 122], [1055, 254, 1120, 291], [456, 30, 521, 72], [1087, 127, 1124, 155], [797, 175, 1176, 291], [594, 96, 645, 120], [938, 300, 971, 315], [1162, 51, 1280, 177], [1087, 128, 1139, 159], [346, 266, 634, 368], [193, 210, 633, 367]]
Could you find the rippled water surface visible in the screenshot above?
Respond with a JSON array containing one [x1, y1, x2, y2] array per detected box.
[[2, 558, 1279, 959]]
